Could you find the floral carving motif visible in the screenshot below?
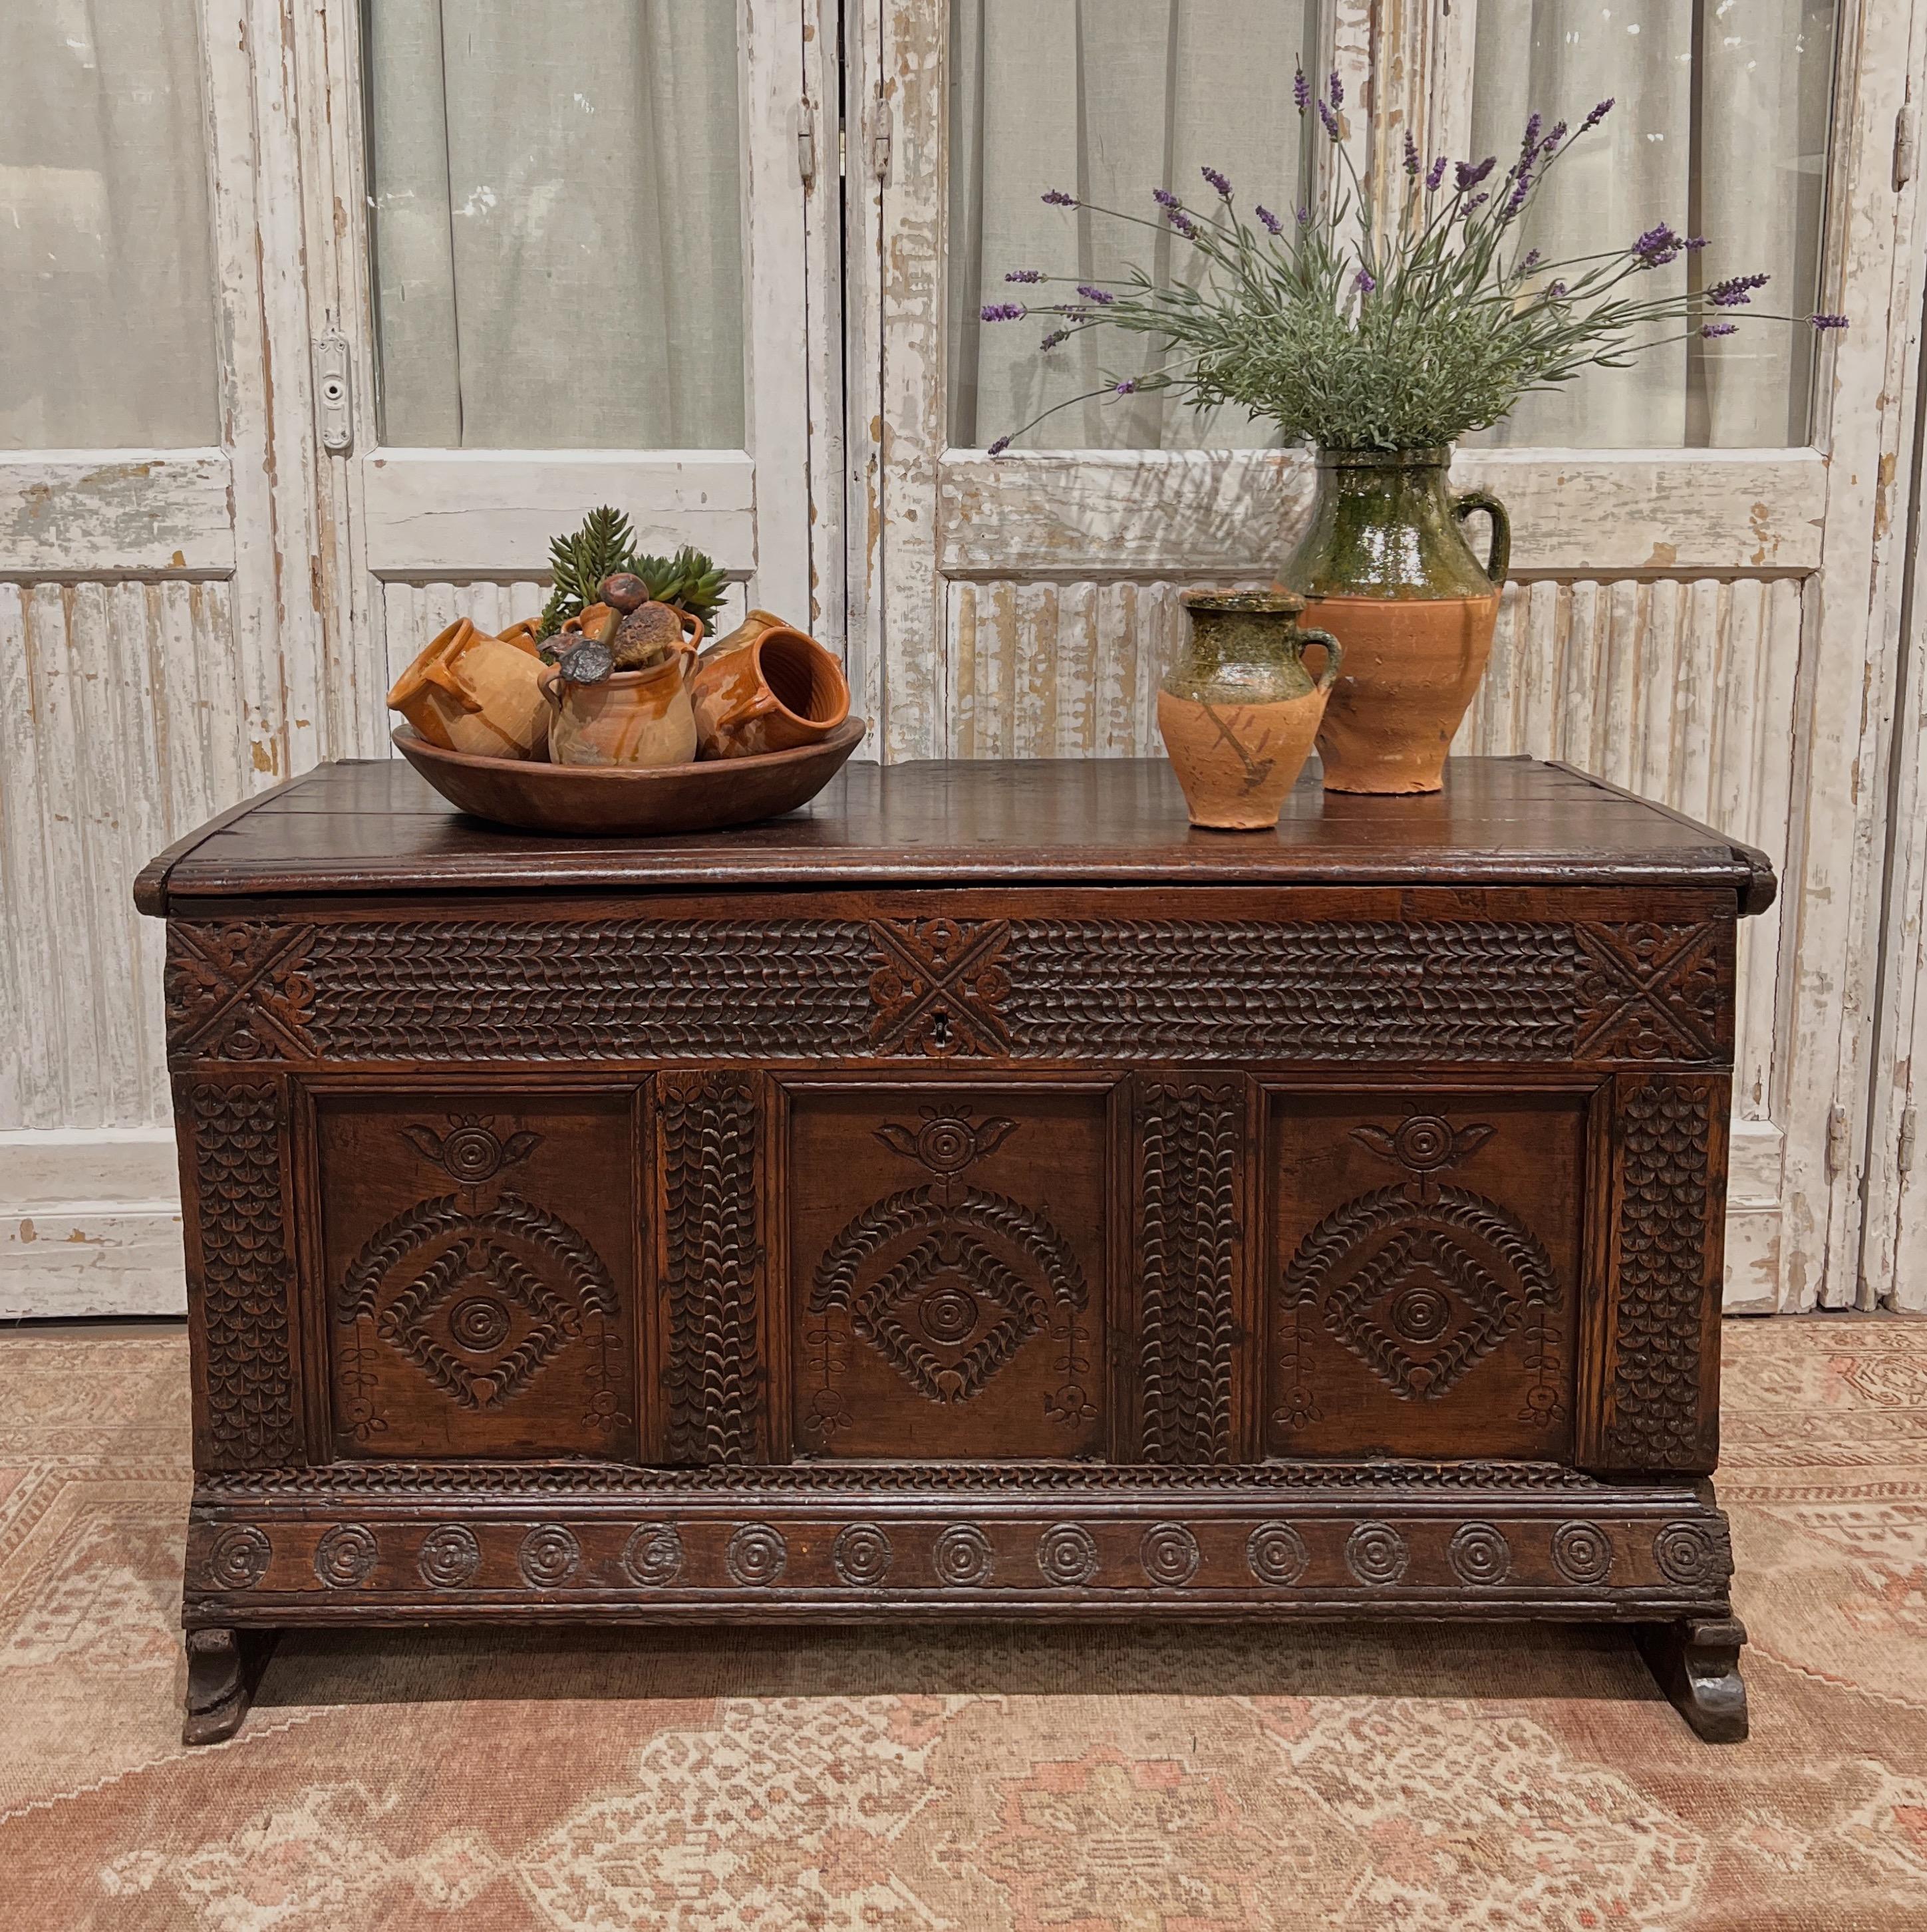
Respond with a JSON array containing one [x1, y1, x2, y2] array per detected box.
[[867, 918, 1013, 1057], [805, 1109, 1093, 1443], [167, 922, 315, 1061], [1574, 922, 1725, 1062], [402, 1116, 539, 1184]]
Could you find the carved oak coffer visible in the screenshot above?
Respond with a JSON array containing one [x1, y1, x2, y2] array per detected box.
[[135, 756, 1774, 1746]]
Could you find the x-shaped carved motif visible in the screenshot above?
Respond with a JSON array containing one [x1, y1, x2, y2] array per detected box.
[[867, 918, 1013, 1057], [1573, 922, 1722, 1062], [166, 922, 316, 1061]]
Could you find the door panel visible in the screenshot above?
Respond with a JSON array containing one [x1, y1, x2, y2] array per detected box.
[[790, 1083, 1112, 1459], [1266, 1092, 1588, 1461], [315, 1091, 642, 1460]]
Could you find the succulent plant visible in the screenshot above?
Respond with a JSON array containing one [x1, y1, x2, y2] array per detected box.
[[537, 509, 730, 680], [537, 507, 637, 640], [628, 546, 729, 629]]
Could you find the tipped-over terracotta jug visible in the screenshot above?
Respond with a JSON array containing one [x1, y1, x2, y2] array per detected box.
[[1156, 590, 1343, 831], [387, 619, 550, 761], [690, 611, 851, 759], [1284, 448, 1509, 795]]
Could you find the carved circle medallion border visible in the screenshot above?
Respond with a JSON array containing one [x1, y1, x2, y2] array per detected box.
[[1247, 1522, 1310, 1587], [726, 1523, 789, 1587], [1345, 1522, 1410, 1587], [833, 1523, 895, 1587], [1447, 1522, 1511, 1587], [1037, 1523, 1100, 1587], [313, 1524, 379, 1589], [1550, 1520, 1614, 1587], [1139, 1522, 1201, 1587], [206, 1525, 271, 1591], [933, 1524, 995, 1587], [518, 1524, 582, 1588], [621, 1524, 685, 1587], [417, 1524, 482, 1589], [1653, 1520, 1730, 1589]]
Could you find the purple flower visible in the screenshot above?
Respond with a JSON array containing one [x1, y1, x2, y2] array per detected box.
[[1004, 268, 1042, 283], [1040, 329, 1069, 350], [1631, 222, 1684, 267], [1152, 187, 1179, 208], [1256, 204, 1284, 235], [1318, 99, 1341, 140], [1707, 271, 1770, 306], [1685, 235, 1709, 251], [1169, 209, 1197, 237], [1354, 268, 1376, 293], [1328, 70, 1343, 110], [1700, 322, 1737, 338], [1201, 164, 1233, 198], [980, 302, 1025, 322], [1293, 65, 1310, 112], [1296, 205, 1312, 226], [1455, 156, 1497, 192], [1404, 131, 1421, 176], [1519, 112, 1542, 164], [1426, 156, 1447, 192], [1042, 188, 1076, 206], [1580, 97, 1616, 133], [987, 436, 1012, 455], [1076, 284, 1115, 305], [1540, 119, 1567, 157], [1501, 171, 1532, 219], [1811, 312, 1849, 331], [1465, 192, 1489, 211], [1114, 379, 1137, 394], [1522, 249, 1541, 269], [1547, 280, 1567, 299]]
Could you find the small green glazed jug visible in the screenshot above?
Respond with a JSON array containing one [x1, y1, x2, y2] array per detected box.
[[1156, 591, 1345, 831]]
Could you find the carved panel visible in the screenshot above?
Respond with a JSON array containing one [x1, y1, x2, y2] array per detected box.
[[1268, 1097, 1582, 1460], [659, 1071, 763, 1465], [174, 913, 1733, 1068], [187, 1080, 300, 1467], [317, 1096, 638, 1460], [792, 1088, 1108, 1459], [1597, 1077, 1723, 1472], [1134, 1077, 1245, 1463]]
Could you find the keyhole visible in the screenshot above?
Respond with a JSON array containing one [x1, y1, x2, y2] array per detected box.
[[930, 1008, 951, 1048]]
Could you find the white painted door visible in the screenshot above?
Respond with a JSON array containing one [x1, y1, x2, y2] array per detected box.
[[0, 0, 329, 1314], [853, 0, 1927, 1312], [295, 0, 821, 733]]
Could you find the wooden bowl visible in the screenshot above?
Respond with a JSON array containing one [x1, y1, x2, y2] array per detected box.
[[393, 716, 867, 836]]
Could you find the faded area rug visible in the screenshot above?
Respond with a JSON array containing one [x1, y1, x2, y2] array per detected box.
[[1, 1319, 1924, 1931]]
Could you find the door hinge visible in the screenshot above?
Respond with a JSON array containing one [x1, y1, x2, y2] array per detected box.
[[314, 329, 353, 455], [1900, 1106, 1918, 1174], [1826, 1103, 1852, 1178], [796, 99, 817, 184], [871, 90, 892, 182], [1896, 102, 1917, 190]]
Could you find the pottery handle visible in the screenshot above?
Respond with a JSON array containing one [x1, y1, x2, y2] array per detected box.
[[538, 666, 565, 712], [1299, 628, 1345, 692], [1451, 489, 1511, 585]]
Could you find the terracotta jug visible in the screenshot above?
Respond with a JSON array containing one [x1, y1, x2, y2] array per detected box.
[[1155, 590, 1344, 831], [540, 646, 699, 769], [690, 611, 851, 759], [387, 619, 551, 761], [1284, 448, 1509, 795]]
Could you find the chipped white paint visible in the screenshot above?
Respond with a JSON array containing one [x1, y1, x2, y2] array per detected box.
[[0, 454, 233, 575]]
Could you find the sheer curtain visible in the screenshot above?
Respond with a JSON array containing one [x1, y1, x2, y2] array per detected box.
[[1471, 0, 1836, 448], [367, 0, 744, 450], [0, 0, 219, 448], [948, 0, 1315, 452]]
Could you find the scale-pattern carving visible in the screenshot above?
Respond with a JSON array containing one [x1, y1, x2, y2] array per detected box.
[[1137, 1079, 1242, 1463], [304, 920, 877, 1059], [176, 915, 1733, 1067], [1604, 1081, 1717, 1468], [661, 1072, 762, 1464], [189, 1082, 299, 1466], [168, 922, 315, 1061]]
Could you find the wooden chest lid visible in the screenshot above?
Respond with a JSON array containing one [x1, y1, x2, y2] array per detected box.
[[134, 755, 1775, 915]]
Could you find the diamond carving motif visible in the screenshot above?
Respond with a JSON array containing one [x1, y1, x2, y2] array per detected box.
[[804, 1107, 1093, 1445]]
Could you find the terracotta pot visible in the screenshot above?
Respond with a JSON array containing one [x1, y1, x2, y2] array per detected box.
[[1155, 590, 1344, 831], [386, 619, 550, 761], [689, 616, 851, 759], [1284, 446, 1509, 795], [540, 652, 698, 769]]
